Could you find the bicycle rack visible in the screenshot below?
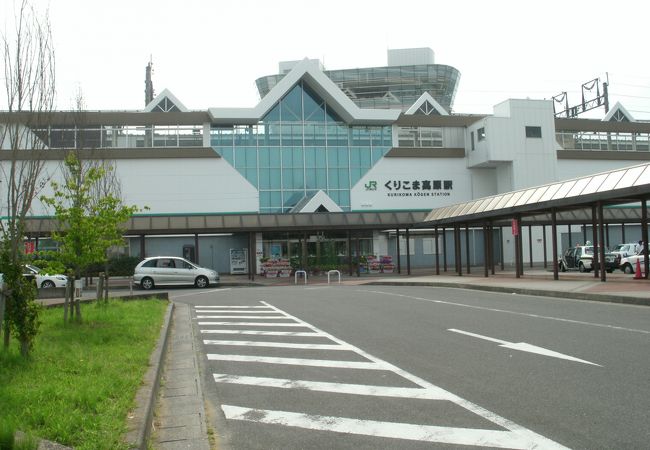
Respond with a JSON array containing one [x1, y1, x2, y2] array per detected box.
[[294, 270, 307, 284], [327, 270, 341, 284]]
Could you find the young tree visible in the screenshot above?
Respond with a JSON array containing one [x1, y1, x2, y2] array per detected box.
[[0, 0, 55, 354], [41, 152, 138, 322]]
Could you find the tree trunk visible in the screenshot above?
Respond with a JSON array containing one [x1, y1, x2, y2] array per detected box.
[[20, 339, 29, 357], [96, 273, 104, 302], [3, 288, 11, 348], [104, 262, 109, 302], [74, 298, 82, 323], [64, 277, 71, 323], [0, 291, 5, 344], [3, 323, 9, 349]]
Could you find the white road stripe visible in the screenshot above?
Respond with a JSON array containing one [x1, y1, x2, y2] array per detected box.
[[207, 354, 386, 370], [201, 330, 323, 337], [449, 328, 509, 345], [195, 310, 279, 314], [196, 315, 288, 319], [221, 405, 568, 449], [448, 328, 601, 366], [173, 288, 230, 298], [198, 322, 306, 327], [258, 301, 567, 442], [213, 374, 454, 400], [203, 340, 350, 350], [195, 305, 269, 309], [359, 289, 650, 335]]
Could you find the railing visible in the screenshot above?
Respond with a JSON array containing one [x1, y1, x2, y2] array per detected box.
[[32, 125, 204, 149], [556, 131, 650, 152]]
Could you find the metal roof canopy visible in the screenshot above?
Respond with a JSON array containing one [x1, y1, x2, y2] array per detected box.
[[419, 162, 650, 227], [24, 211, 428, 236]]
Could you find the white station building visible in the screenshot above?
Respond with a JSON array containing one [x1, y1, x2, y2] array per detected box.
[[2, 48, 649, 274]]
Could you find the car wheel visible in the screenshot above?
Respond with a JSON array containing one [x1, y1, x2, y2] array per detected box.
[[195, 276, 209, 288], [41, 280, 55, 289], [578, 262, 586, 273], [623, 264, 634, 274], [141, 277, 154, 290], [559, 262, 567, 272], [606, 269, 613, 273]]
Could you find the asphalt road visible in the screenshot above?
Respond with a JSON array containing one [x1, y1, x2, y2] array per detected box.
[[170, 285, 650, 449]]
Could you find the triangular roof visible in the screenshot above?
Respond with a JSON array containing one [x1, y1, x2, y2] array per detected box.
[[209, 58, 400, 125], [404, 92, 449, 116], [289, 190, 343, 213], [602, 101, 635, 122], [144, 88, 188, 112]]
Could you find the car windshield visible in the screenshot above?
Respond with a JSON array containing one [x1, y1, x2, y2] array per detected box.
[[25, 265, 41, 274]]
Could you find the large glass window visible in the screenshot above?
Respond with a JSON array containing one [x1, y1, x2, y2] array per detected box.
[[397, 126, 443, 148], [211, 80, 392, 212]]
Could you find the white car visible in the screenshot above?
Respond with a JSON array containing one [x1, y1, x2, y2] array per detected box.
[[610, 243, 639, 262], [133, 256, 219, 290], [618, 254, 646, 274], [23, 264, 68, 288]]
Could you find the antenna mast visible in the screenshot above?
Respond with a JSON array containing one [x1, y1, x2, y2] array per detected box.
[[145, 56, 154, 106]]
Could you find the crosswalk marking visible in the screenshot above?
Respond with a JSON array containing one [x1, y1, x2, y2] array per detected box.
[[221, 405, 567, 449], [196, 305, 269, 309], [203, 340, 350, 350], [198, 302, 568, 449], [212, 373, 455, 400], [198, 321, 307, 327], [201, 330, 323, 337], [196, 315, 288, 319], [207, 354, 387, 370], [195, 310, 279, 314]]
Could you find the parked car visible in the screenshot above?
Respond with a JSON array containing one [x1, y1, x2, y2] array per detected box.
[[0, 265, 67, 289], [558, 245, 617, 273], [610, 243, 640, 266], [618, 254, 646, 274], [133, 256, 219, 290], [23, 264, 68, 288]]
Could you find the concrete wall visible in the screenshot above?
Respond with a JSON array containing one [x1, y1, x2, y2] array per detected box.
[[128, 234, 249, 273]]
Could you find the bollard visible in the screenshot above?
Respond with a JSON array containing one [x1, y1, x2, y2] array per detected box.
[[327, 270, 341, 284], [294, 270, 307, 285]]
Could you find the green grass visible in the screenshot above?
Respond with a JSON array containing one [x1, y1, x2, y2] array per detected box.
[[0, 299, 168, 450]]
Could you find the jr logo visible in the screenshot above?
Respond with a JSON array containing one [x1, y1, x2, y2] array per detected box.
[[365, 180, 377, 191]]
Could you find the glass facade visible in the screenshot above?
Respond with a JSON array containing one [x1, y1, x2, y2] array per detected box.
[[556, 131, 650, 152], [397, 126, 443, 147], [256, 64, 461, 113], [32, 125, 203, 149], [211, 81, 392, 213]]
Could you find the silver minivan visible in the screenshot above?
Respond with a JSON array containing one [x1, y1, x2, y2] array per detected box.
[[133, 256, 219, 290]]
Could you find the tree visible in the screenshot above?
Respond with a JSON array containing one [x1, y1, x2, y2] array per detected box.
[[41, 152, 139, 322], [0, 0, 55, 355]]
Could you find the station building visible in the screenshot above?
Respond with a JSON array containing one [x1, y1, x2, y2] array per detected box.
[[2, 48, 649, 275]]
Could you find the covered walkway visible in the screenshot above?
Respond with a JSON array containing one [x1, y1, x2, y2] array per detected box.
[[418, 162, 650, 282]]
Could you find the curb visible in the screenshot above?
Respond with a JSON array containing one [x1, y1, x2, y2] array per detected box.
[[365, 281, 650, 306], [39, 292, 169, 308], [125, 301, 175, 449]]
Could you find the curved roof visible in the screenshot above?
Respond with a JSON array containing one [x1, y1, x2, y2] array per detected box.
[[209, 59, 400, 126], [421, 162, 650, 226]]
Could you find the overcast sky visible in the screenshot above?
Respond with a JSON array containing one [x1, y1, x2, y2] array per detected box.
[[2, 0, 649, 120]]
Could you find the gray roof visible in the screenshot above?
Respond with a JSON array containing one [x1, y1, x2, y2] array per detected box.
[[25, 211, 428, 236], [420, 163, 650, 226]]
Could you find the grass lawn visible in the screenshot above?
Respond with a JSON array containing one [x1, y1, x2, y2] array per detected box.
[[0, 299, 168, 450]]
